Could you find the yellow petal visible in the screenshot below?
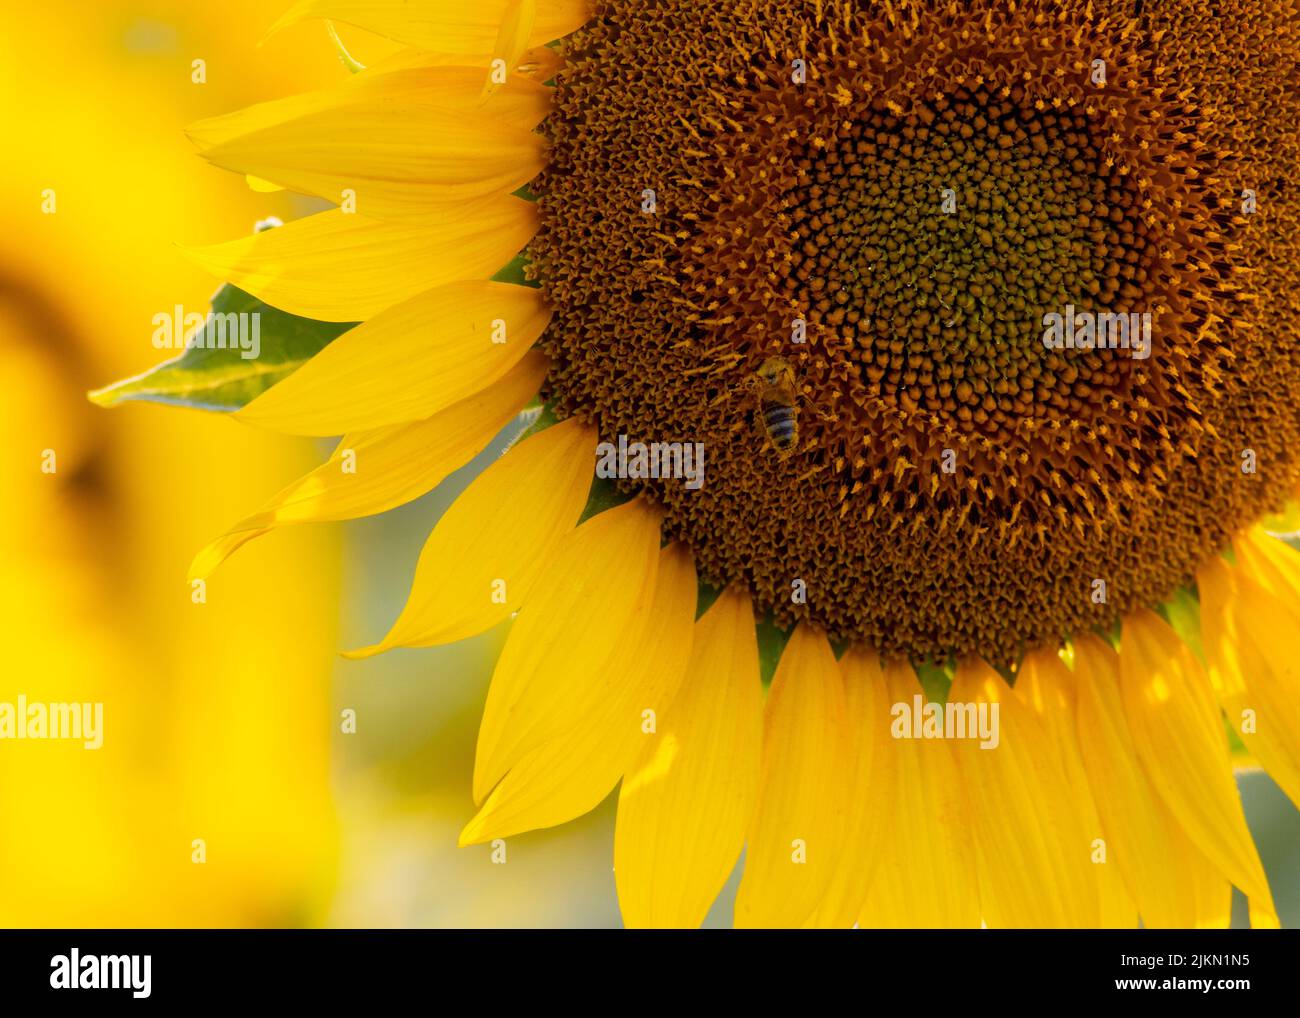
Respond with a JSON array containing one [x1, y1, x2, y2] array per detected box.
[[460, 543, 696, 844], [471, 498, 663, 803], [1016, 648, 1137, 927], [1258, 500, 1300, 536], [364, 42, 561, 83], [236, 281, 549, 435], [614, 586, 763, 928], [267, 0, 592, 59], [188, 65, 551, 151], [1198, 554, 1300, 809], [1073, 634, 1232, 928], [514, 45, 565, 84], [858, 661, 981, 928], [1187, 840, 1236, 928], [193, 351, 547, 580], [810, 645, 897, 927], [246, 174, 283, 192], [184, 198, 536, 323], [1118, 610, 1278, 927], [482, 0, 535, 98], [366, 42, 564, 85], [734, 624, 850, 928], [1236, 526, 1300, 599], [950, 658, 1101, 928], [407, 65, 552, 129], [196, 85, 544, 221], [346, 416, 594, 656]]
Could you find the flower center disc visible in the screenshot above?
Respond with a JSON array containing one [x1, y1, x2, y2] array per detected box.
[[530, 0, 1300, 665]]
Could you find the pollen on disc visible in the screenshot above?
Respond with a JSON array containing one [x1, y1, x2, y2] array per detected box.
[[526, 0, 1300, 666]]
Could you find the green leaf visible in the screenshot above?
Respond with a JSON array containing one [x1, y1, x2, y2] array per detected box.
[[491, 252, 539, 288], [510, 400, 560, 446], [695, 580, 722, 620], [915, 660, 953, 704], [756, 617, 792, 687], [1163, 585, 1205, 664], [578, 472, 634, 523], [507, 399, 633, 522], [88, 283, 357, 412]]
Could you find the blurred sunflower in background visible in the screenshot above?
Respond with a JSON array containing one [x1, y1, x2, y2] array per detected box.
[[108, 0, 1300, 927], [0, 0, 349, 925]]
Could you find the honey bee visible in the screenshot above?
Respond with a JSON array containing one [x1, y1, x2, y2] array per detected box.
[[751, 356, 799, 458]]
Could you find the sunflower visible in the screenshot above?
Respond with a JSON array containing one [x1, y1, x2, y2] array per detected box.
[[128, 0, 1300, 927]]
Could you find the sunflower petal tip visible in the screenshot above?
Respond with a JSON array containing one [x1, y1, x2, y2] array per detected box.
[[259, 8, 298, 48], [457, 820, 484, 849], [245, 173, 284, 193], [186, 555, 213, 585], [173, 239, 200, 260], [85, 384, 117, 408], [181, 123, 217, 155], [470, 768, 498, 809], [339, 641, 387, 661], [460, 787, 512, 844]]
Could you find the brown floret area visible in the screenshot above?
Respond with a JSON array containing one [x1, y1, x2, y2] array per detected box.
[[528, 0, 1300, 666]]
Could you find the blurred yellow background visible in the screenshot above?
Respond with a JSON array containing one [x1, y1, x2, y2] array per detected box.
[[0, 0, 1294, 930], [0, 0, 622, 928], [0, 0, 355, 926]]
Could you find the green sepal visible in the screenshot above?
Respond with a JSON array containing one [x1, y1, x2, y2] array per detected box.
[[88, 283, 355, 412], [756, 616, 792, 688]]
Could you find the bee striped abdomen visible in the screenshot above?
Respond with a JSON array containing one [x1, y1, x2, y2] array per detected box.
[[762, 400, 797, 450]]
